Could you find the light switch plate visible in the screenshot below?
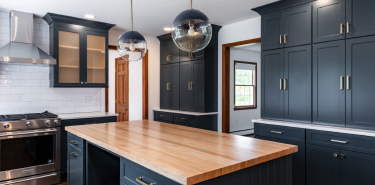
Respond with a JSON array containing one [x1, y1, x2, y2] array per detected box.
[[83, 96, 91, 105]]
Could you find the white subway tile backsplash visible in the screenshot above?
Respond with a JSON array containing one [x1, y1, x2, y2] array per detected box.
[[30, 87, 49, 94], [89, 106, 101, 112], [11, 72, 30, 80], [21, 66, 40, 73], [40, 107, 58, 113], [11, 102, 30, 109], [20, 108, 42, 114], [0, 87, 10, 94], [21, 94, 40, 101], [1, 64, 21, 72], [40, 94, 57, 101], [40, 67, 50, 73], [30, 73, 49, 80], [11, 87, 30, 94], [21, 80, 41, 87], [0, 12, 8, 19], [0, 109, 20, 114], [40, 80, 50, 87], [67, 100, 82, 107], [74, 107, 90, 113], [49, 101, 67, 108], [0, 102, 10, 109], [30, 101, 50, 108], [58, 107, 74, 114], [0, 79, 20, 86], [0, 94, 20, 102], [58, 94, 75, 101]]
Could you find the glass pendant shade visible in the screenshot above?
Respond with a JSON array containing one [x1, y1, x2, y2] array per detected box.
[[172, 9, 212, 53], [117, 31, 147, 62]]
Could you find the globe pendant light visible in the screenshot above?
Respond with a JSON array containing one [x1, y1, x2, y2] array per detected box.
[[117, 0, 147, 62], [171, 0, 212, 53]]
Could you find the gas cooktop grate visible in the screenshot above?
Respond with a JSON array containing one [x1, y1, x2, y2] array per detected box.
[[0, 111, 58, 121]]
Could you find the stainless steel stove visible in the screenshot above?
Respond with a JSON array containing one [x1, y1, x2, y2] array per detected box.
[[0, 111, 61, 185]]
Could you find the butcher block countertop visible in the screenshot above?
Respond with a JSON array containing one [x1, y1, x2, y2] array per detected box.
[[65, 120, 298, 185]]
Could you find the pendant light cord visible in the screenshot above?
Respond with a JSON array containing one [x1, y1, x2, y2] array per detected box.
[[131, 0, 134, 31], [190, 0, 193, 9]]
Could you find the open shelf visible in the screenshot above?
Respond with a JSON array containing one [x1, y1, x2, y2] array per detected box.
[[60, 65, 79, 68]]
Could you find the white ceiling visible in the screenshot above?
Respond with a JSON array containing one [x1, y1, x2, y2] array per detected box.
[[232, 43, 261, 52], [0, 0, 277, 36]]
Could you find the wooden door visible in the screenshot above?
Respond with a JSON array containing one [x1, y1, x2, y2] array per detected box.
[[180, 61, 193, 111], [340, 150, 375, 185], [261, 12, 284, 50], [283, 45, 312, 122], [306, 145, 340, 185], [261, 49, 284, 120], [160, 65, 171, 109], [346, 0, 375, 38], [284, 5, 312, 47], [115, 58, 129, 121], [346, 36, 375, 130], [313, 41, 346, 126], [160, 41, 170, 65], [192, 59, 205, 112], [312, 0, 346, 43]]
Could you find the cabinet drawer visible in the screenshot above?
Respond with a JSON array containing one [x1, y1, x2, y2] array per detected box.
[[67, 147, 84, 185], [254, 123, 305, 142], [306, 130, 375, 154], [61, 116, 117, 131], [154, 111, 174, 122], [174, 114, 198, 125], [68, 133, 84, 155], [120, 157, 180, 185]]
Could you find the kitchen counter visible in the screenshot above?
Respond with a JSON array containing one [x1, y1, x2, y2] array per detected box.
[[66, 120, 297, 185], [58, 112, 118, 120]]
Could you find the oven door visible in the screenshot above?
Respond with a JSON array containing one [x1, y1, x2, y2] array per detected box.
[[0, 128, 60, 181]]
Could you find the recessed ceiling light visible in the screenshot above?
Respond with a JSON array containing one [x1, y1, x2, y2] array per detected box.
[[164, 27, 172, 31], [85, 14, 96, 19]]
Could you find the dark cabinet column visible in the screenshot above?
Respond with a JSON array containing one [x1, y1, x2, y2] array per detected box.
[[306, 145, 340, 185], [170, 63, 180, 110], [340, 150, 375, 185], [346, 0, 375, 38], [160, 65, 171, 109], [261, 12, 284, 50], [284, 5, 312, 47], [191, 50, 205, 61], [192, 60, 205, 112], [170, 41, 180, 63], [313, 41, 346, 126], [346, 36, 375, 130], [160, 42, 171, 65], [283, 45, 312, 122], [313, 0, 346, 43], [261, 49, 284, 119], [180, 62, 193, 111], [180, 51, 191, 62]]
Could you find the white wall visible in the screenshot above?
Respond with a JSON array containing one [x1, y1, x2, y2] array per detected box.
[[0, 10, 103, 115], [107, 29, 160, 121], [218, 17, 261, 132], [229, 48, 261, 135]]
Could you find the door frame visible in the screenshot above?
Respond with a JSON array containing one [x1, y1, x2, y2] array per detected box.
[[107, 46, 149, 120], [221, 38, 261, 133]]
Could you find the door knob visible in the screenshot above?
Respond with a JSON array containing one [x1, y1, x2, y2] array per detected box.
[[124, 108, 128, 111], [333, 153, 338, 158], [340, 154, 345, 159]]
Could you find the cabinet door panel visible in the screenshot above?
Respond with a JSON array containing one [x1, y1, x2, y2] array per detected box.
[[262, 12, 284, 50], [170, 63, 180, 110], [313, 0, 346, 43], [306, 145, 340, 185], [313, 41, 346, 126], [346, 0, 375, 38], [180, 51, 191, 62], [160, 41, 170, 65], [284, 45, 312, 122], [340, 150, 375, 185], [346, 36, 375, 130], [170, 41, 180, 63], [192, 60, 205, 112], [284, 5, 312, 47], [67, 147, 84, 185], [191, 50, 205, 61], [160, 65, 171, 109], [180, 62, 193, 111], [261, 49, 284, 119]]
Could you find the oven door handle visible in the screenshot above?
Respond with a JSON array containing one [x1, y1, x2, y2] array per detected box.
[[0, 128, 57, 138], [0, 172, 57, 185]]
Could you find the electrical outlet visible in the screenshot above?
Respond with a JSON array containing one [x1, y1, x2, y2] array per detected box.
[[83, 96, 91, 105]]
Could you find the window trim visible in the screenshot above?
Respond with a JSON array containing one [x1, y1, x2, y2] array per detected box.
[[233, 61, 257, 111]]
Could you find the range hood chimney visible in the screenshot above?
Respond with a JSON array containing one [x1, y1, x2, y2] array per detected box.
[[0, 10, 56, 65]]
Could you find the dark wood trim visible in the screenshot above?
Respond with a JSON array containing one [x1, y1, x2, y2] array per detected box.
[[222, 38, 261, 133], [108, 45, 117, 50], [233, 61, 257, 111], [143, 52, 149, 120], [105, 88, 108, 112]]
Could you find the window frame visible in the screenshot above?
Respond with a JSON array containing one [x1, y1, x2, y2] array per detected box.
[[233, 61, 257, 111]]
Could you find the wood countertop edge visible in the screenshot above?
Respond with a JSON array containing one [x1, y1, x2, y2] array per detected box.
[[66, 127, 298, 185]]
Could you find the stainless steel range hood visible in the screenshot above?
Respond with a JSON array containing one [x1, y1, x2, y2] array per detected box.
[[0, 10, 56, 65]]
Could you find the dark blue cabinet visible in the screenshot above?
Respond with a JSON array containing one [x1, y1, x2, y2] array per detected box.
[[313, 0, 346, 43], [154, 111, 218, 131], [346, 0, 375, 39], [160, 63, 180, 110], [340, 150, 375, 185], [160, 41, 180, 64], [67, 134, 85, 185], [313, 41, 346, 126], [262, 12, 284, 51]]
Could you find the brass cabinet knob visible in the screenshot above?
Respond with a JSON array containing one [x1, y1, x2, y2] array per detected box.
[[340, 154, 345, 159], [334, 153, 338, 158]]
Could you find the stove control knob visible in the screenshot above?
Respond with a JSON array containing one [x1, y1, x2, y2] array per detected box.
[[54, 120, 59, 125], [46, 120, 51, 126], [26, 122, 31, 127], [3, 123, 10, 129]]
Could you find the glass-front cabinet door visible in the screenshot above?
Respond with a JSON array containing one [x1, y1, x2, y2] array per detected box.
[[85, 31, 107, 86]]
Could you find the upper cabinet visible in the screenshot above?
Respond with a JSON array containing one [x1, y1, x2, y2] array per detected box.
[[160, 41, 180, 65], [262, 5, 311, 51], [43, 13, 115, 87], [346, 0, 375, 38]]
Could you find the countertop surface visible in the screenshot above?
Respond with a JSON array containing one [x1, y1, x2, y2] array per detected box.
[[153, 109, 219, 116], [253, 119, 375, 137], [66, 120, 297, 185], [58, 112, 118, 120]]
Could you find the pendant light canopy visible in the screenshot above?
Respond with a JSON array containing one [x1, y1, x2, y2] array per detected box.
[[171, 0, 212, 53], [117, 0, 147, 62]]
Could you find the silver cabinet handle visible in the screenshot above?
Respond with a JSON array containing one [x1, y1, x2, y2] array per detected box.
[[284, 78, 287, 90], [347, 22, 350, 34], [340, 23, 344, 35], [340, 76, 344, 90], [347, 75, 350, 90], [136, 177, 154, 185], [280, 35, 283, 44], [280, 78, 283, 90], [0, 172, 57, 185], [284, 34, 287, 44], [271, 131, 283, 134], [331, 139, 348, 144], [0, 128, 57, 137]]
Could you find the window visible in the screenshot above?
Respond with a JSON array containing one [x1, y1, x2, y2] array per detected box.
[[234, 61, 257, 110]]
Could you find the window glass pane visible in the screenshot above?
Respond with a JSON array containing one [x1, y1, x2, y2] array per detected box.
[[87, 34, 106, 84], [234, 62, 256, 107]]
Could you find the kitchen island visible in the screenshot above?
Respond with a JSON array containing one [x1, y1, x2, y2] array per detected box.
[[65, 120, 297, 185]]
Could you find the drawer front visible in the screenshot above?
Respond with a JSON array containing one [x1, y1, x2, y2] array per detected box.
[[174, 114, 198, 125], [120, 157, 180, 185], [306, 130, 375, 154], [154, 111, 174, 122], [62, 116, 117, 131], [68, 133, 84, 155], [254, 123, 305, 142]]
